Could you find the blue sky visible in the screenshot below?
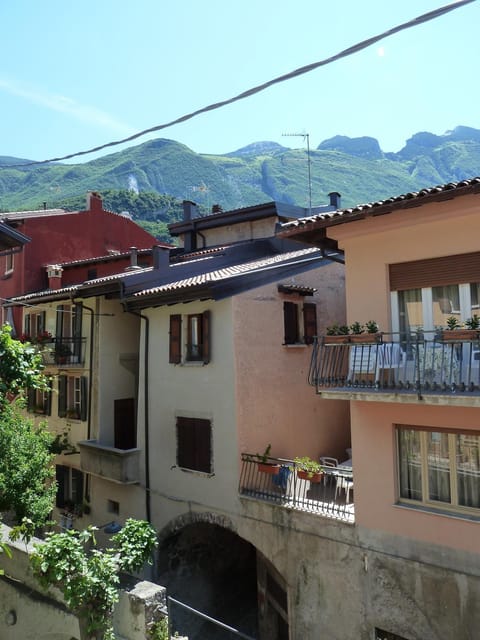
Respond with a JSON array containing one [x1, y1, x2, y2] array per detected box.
[[0, 0, 478, 163]]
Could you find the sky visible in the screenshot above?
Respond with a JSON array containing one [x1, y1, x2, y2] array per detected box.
[[0, 0, 478, 164]]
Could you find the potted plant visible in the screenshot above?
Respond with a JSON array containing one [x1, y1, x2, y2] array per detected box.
[[55, 342, 72, 364], [324, 323, 350, 344], [256, 444, 280, 475], [293, 456, 324, 482], [349, 320, 382, 344], [440, 315, 479, 341]]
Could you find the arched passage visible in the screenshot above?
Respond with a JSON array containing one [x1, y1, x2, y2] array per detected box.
[[157, 514, 258, 640]]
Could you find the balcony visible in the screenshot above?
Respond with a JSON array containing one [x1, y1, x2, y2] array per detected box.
[[78, 440, 140, 484], [40, 337, 87, 367], [239, 453, 354, 523], [308, 332, 480, 404]]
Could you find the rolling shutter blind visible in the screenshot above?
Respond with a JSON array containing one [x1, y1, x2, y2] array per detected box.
[[303, 303, 317, 344], [169, 315, 182, 363], [389, 252, 480, 291], [283, 302, 299, 344]]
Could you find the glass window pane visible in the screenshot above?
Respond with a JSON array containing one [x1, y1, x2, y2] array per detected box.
[[470, 283, 480, 313], [427, 432, 451, 503], [398, 429, 422, 501], [432, 285, 460, 329], [398, 289, 423, 338], [456, 434, 480, 508]]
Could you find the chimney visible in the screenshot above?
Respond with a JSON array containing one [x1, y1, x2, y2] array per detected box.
[[328, 191, 341, 210], [124, 247, 142, 271], [152, 245, 170, 270], [211, 204, 223, 214], [182, 200, 199, 253], [46, 265, 63, 290], [87, 191, 103, 213], [182, 200, 199, 221]]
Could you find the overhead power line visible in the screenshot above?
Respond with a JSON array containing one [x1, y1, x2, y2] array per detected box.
[[2, 0, 476, 168]]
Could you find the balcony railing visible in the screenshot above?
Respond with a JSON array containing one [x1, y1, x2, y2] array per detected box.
[[309, 332, 480, 397], [239, 453, 354, 522], [39, 337, 86, 367]]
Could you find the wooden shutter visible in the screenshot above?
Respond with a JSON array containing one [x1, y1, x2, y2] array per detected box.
[[283, 301, 299, 344], [73, 303, 83, 358], [39, 311, 46, 334], [58, 375, 67, 418], [24, 314, 31, 335], [55, 465, 66, 508], [202, 310, 211, 364], [27, 388, 35, 413], [80, 376, 88, 422], [303, 303, 317, 345], [169, 315, 182, 363], [71, 468, 84, 505], [114, 398, 136, 449], [46, 378, 53, 416], [177, 417, 211, 473]]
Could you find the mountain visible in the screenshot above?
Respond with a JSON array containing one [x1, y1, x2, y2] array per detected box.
[[1, 125, 479, 241]]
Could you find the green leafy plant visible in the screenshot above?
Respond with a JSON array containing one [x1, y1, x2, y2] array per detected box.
[[349, 321, 364, 335], [365, 320, 379, 334], [0, 324, 48, 400], [292, 456, 324, 478], [326, 323, 349, 336], [30, 519, 158, 640], [464, 314, 480, 330], [256, 444, 272, 464], [446, 315, 461, 330]]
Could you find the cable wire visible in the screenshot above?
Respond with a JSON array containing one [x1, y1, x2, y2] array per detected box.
[[2, 0, 476, 168]]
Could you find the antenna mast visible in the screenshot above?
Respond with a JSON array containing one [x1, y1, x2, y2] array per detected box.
[[282, 132, 312, 214]]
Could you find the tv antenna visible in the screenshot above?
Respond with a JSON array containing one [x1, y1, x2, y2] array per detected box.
[[282, 132, 312, 214]]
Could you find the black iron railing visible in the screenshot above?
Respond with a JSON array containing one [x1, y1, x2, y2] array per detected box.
[[39, 337, 86, 367], [309, 332, 480, 396], [239, 454, 354, 522]]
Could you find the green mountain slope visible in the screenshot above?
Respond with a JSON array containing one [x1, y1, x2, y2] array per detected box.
[[1, 125, 479, 234]]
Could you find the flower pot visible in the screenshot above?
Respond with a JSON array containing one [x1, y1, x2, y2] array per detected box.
[[258, 463, 280, 475], [323, 335, 350, 345], [440, 329, 480, 342], [297, 470, 323, 483], [349, 333, 382, 344]]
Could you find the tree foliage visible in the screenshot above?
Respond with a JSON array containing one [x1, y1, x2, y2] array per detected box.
[[31, 519, 158, 640], [0, 324, 47, 400]]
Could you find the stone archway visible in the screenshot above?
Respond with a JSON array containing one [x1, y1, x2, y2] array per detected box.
[[156, 513, 258, 640]]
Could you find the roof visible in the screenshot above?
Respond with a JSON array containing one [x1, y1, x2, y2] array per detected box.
[[0, 221, 30, 253], [279, 177, 480, 243]]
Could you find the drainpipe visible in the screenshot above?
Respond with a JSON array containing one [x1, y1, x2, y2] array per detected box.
[[123, 304, 151, 524]]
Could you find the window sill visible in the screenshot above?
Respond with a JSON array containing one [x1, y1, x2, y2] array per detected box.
[[176, 465, 214, 477], [394, 501, 480, 523], [181, 360, 207, 367], [283, 343, 307, 348]]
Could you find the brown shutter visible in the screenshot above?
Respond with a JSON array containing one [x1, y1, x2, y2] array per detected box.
[[303, 303, 317, 345], [202, 310, 211, 364], [177, 416, 212, 473], [46, 378, 53, 416], [389, 252, 480, 291], [58, 375, 67, 418], [169, 315, 182, 363], [283, 301, 298, 344]]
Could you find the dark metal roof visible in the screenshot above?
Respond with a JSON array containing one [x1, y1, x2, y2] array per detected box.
[[0, 221, 30, 253], [279, 177, 480, 243], [277, 284, 317, 296]]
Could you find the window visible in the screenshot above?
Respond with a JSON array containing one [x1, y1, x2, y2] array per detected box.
[[107, 499, 120, 515], [58, 375, 87, 420], [283, 301, 317, 345], [56, 465, 84, 509], [397, 425, 480, 513], [4, 250, 13, 274], [27, 383, 52, 415], [169, 311, 211, 364], [176, 416, 212, 473], [24, 310, 46, 339], [56, 302, 83, 360]]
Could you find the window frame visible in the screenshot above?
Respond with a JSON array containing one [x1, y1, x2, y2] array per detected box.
[[55, 464, 84, 509], [169, 311, 211, 364], [396, 424, 480, 516], [4, 250, 13, 275], [58, 374, 87, 420], [283, 301, 317, 345]]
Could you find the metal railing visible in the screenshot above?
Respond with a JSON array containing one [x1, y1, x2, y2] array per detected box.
[[39, 337, 86, 367], [309, 332, 480, 397], [239, 454, 354, 522]]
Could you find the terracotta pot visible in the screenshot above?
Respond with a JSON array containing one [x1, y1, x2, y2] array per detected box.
[[297, 470, 323, 483], [349, 333, 382, 344], [440, 329, 480, 342], [323, 335, 350, 345], [258, 463, 280, 475]]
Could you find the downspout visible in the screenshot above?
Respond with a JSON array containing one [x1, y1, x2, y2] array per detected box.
[[123, 302, 151, 524]]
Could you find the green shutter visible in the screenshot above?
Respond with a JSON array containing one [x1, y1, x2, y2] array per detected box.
[[58, 375, 67, 418], [202, 310, 211, 364], [80, 376, 88, 422]]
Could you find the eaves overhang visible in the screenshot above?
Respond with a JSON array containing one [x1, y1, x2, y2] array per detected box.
[[0, 221, 31, 254]]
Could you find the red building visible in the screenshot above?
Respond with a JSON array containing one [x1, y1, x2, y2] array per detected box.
[[0, 191, 168, 332]]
